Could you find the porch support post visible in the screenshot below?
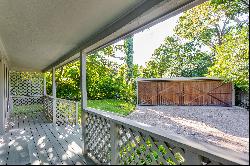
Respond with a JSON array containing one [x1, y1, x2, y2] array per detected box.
[[52, 67, 57, 124], [80, 51, 87, 109], [80, 50, 87, 155], [0, 57, 5, 134], [43, 73, 47, 96]]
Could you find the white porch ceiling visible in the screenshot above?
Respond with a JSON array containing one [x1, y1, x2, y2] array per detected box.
[[0, 0, 143, 71], [0, 0, 205, 72]]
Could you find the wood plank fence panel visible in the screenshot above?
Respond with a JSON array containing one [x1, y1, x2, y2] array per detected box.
[[138, 81, 158, 105], [138, 80, 232, 106], [157, 81, 181, 105]]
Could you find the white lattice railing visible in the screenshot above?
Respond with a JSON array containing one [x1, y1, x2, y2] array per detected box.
[[43, 95, 53, 121], [43, 95, 78, 126], [56, 97, 78, 126], [10, 96, 44, 113], [10, 95, 78, 126], [83, 108, 249, 165]]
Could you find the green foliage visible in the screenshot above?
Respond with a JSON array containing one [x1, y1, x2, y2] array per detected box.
[[174, 0, 249, 49], [174, 0, 249, 90], [119, 136, 184, 165], [208, 26, 249, 90], [143, 36, 213, 78], [174, 1, 227, 49], [46, 40, 140, 103], [211, 0, 249, 19], [46, 62, 81, 100], [124, 35, 134, 82]]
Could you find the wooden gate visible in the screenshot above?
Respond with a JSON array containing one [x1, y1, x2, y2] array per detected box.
[[157, 81, 182, 105], [183, 81, 232, 106], [138, 80, 232, 106], [138, 81, 158, 105]]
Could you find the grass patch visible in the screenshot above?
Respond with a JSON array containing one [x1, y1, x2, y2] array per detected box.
[[77, 99, 135, 124], [87, 99, 135, 116], [13, 104, 43, 115]]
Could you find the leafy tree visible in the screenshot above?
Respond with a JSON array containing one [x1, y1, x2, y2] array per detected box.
[[46, 43, 138, 103], [174, 0, 248, 50], [143, 36, 213, 78], [208, 26, 249, 90], [174, 0, 249, 90], [211, 0, 249, 20]]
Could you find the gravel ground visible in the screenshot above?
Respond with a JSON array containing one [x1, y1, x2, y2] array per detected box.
[[127, 106, 249, 154]]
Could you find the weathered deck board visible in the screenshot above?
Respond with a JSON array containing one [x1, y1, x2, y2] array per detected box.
[[6, 129, 31, 165], [46, 124, 86, 165], [1, 110, 94, 165], [53, 124, 82, 148], [0, 134, 8, 165], [40, 124, 75, 165]]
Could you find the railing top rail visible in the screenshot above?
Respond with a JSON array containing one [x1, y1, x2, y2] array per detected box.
[[44, 95, 78, 103], [84, 108, 249, 165], [10, 95, 44, 98], [11, 95, 78, 104]]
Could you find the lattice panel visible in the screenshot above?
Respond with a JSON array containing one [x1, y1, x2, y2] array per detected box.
[[117, 124, 222, 165], [10, 71, 44, 96], [86, 112, 111, 164], [56, 99, 77, 126], [11, 96, 44, 113], [12, 96, 43, 106], [43, 96, 53, 121]]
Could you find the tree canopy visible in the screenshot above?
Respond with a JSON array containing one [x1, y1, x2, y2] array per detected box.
[[173, 0, 249, 90], [46, 0, 249, 103], [143, 36, 212, 78]]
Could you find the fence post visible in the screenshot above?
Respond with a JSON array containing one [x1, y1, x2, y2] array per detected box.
[[75, 102, 78, 125], [183, 150, 201, 165], [110, 121, 119, 165], [52, 98, 57, 124], [136, 79, 139, 105], [82, 110, 88, 155]]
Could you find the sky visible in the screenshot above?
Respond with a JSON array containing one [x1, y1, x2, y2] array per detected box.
[[112, 13, 182, 67]]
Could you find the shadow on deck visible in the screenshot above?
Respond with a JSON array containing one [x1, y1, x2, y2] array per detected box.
[[0, 110, 94, 165]]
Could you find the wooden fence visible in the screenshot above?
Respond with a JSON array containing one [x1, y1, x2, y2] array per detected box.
[[138, 80, 233, 106]]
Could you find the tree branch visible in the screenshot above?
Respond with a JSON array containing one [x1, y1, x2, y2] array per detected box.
[[106, 54, 124, 60], [221, 19, 229, 36], [215, 24, 222, 45]]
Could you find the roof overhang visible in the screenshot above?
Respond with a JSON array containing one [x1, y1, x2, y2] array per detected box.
[[0, 0, 206, 72]]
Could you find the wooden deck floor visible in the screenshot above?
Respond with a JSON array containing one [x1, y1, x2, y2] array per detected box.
[[0, 111, 94, 165]]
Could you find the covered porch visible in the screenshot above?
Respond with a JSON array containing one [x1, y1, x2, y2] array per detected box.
[[2, 111, 89, 165], [0, 0, 248, 165]]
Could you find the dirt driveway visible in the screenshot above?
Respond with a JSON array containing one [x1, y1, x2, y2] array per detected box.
[[127, 106, 249, 153]]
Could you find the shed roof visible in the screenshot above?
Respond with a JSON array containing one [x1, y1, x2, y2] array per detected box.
[[137, 77, 223, 82]]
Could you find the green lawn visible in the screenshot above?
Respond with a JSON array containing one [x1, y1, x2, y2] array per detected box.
[[79, 99, 135, 116], [77, 99, 135, 124]]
